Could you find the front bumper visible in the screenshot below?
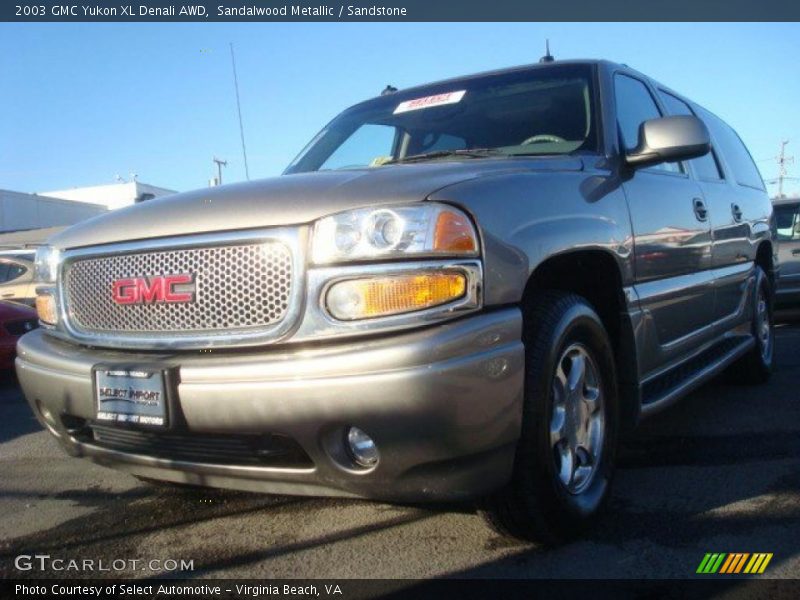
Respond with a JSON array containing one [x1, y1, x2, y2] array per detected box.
[[15, 309, 524, 502]]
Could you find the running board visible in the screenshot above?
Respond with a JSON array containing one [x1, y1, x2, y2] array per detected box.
[[640, 335, 755, 418]]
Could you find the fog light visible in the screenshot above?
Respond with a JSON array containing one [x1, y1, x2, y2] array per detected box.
[[346, 427, 379, 468], [326, 271, 467, 320], [35, 292, 57, 325]]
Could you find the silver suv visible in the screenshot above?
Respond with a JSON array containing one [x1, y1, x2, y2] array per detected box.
[[16, 60, 774, 542]]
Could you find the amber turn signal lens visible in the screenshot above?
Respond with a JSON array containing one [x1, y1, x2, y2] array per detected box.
[[433, 210, 478, 253], [36, 293, 57, 325], [326, 272, 467, 321]]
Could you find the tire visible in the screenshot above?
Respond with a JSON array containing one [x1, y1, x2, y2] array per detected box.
[[481, 291, 619, 544], [730, 266, 774, 384]]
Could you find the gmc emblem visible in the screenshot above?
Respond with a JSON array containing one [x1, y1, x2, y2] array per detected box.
[[112, 274, 195, 305]]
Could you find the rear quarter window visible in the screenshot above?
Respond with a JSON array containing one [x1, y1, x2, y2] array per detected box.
[[695, 106, 765, 190]]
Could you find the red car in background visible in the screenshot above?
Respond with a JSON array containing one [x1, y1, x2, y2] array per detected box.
[[0, 301, 37, 370]]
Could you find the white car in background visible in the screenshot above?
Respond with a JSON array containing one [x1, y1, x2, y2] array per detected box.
[[774, 197, 800, 306], [0, 250, 36, 306]]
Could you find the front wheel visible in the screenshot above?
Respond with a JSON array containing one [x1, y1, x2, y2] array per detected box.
[[481, 291, 619, 544]]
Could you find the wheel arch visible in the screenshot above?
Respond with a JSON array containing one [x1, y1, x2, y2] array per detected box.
[[522, 249, 641, 433]]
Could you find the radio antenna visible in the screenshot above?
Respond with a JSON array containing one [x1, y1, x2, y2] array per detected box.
[[540, 39, 555, 63], [229, 42, 250, 181]]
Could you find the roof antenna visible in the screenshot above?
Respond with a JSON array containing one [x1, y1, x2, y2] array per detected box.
[[381, 85, 398, 96], [540, 39, 555, 63]]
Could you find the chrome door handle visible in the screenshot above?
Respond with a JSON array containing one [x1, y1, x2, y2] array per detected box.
[[693, 198, 708, 222], [731, 203, 743, 222]]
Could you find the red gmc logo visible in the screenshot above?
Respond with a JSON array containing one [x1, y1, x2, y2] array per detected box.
[[112, 275, 195, 305]]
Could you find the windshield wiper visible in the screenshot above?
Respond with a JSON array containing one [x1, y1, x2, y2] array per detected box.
[[384, 148, 504, 165]]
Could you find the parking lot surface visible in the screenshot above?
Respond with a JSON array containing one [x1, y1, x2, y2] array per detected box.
[[1, 317, 798, 580]]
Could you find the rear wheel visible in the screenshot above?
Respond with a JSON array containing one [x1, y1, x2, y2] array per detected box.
[[730, 266, 773, 384], [481, 291, 619, 544]]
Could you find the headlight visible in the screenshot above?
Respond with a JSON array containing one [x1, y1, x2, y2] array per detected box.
[[34, 245, 60, 283], [311, 203, 478, 264]]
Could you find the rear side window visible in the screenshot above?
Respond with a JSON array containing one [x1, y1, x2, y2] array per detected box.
[[614, 74, 680, 173], [775, 204, 800, 241], [695, 107, 765, 190], [658, 91, 723, 182]]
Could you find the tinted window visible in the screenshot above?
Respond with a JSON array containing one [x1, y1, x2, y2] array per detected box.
[[614, 74, 679, 173], [695, 107, 764, 190], [658, 91, 723, 182], [775, 204, 800, 241]]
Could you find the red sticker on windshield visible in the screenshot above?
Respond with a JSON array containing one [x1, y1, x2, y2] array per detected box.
[[393, 90, 466, 114]]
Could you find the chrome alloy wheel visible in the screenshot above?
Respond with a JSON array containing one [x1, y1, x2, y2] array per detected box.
[[756, 286, 772, 361], [550, 343, 605, 494]]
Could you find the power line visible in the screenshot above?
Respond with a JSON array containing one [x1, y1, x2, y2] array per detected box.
[[229, 42, 250, 181]]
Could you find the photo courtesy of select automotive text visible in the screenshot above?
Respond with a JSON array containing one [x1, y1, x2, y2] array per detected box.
[[1, 2, 799, 598]]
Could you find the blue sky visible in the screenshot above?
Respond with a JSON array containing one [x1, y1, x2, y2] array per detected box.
[[1, 22, 798, 197]]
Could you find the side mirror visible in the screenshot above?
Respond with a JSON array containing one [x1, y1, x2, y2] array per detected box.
[[625, 115, 711, 168]]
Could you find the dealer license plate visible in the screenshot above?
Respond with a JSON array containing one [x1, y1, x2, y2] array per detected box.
[[95, 368, 168, 427]]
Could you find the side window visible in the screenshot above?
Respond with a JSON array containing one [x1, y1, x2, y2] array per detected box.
[[696, 107, 765, 190], [0, 263, 8, 284], [775, 204, 800, 241], [614, 74, 680, 173], [6, 264, 27, 282], [320, 124, 398, 170], [658, 91, 723, 182]]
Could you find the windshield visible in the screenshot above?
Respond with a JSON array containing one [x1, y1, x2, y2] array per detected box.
[[285, 64, 598, 174]]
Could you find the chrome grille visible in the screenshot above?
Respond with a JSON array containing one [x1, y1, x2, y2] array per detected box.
[[63, 242, 293, 334]]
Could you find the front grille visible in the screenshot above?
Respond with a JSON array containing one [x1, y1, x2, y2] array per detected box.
[[80, 424, 313, 468], [63, 241, 293, 334], [4, 318, 38, 336]]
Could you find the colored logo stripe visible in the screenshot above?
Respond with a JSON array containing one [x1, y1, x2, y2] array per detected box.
[[720, 553, 749, 573], [744, 553, 773, 574], [697, 553, 773, 574], [697, 553, 727, 573]]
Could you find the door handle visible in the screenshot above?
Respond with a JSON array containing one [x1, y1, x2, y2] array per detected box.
[[731, 203, 743, 222], [1, 293, 13, 298], [792, 249, 800, 256], [693, 198, 708, 222]]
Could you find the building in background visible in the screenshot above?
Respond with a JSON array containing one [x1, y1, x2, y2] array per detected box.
[[41, 181, 176, 211], [0, 189, 107, 234]]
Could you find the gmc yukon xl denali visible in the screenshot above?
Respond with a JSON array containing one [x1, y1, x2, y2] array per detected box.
[[16, 60, 775, 543]]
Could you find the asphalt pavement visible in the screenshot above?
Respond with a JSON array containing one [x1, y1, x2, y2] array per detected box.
[[1, 316, 798, 580]]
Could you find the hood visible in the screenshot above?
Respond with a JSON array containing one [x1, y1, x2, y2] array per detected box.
[[49, 157, 584, 250]]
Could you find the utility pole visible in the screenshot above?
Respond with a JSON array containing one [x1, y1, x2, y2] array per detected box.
[[212, 156, 227, 186], [776, 140, 794, 199]]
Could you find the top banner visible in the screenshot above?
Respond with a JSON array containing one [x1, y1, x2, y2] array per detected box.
[[3, 0, 800, 22]]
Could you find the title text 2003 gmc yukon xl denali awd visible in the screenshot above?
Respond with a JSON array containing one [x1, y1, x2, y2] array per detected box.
[[16, 60, 775, 543]]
